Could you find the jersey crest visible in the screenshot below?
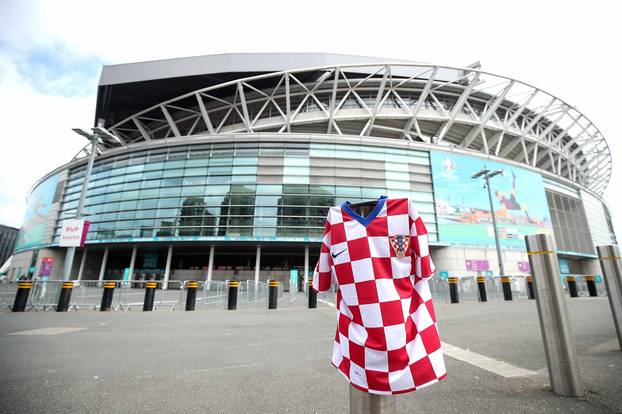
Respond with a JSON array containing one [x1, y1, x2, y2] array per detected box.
[[390, 234, 410, 258]]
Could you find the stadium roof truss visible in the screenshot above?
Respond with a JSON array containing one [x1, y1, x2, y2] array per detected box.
[[95, 63, 611, 195]]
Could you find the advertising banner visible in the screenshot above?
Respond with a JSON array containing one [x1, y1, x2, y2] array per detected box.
[[431, 151, 553, 248], [59, 219, 91, 247], [518, 261, 531, 272], [14, 174, 59, 251], [39, 257, 54, 279], [465, 259, 489, 271]]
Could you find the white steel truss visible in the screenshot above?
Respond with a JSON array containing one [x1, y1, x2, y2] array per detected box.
[[97, 63, 610, 194]]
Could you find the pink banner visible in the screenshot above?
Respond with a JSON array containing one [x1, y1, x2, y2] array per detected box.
[[80, 221, 91, 247], [40, 257, 54, 277], [465, 259, 490, 271], [518, 261, 531, 272]]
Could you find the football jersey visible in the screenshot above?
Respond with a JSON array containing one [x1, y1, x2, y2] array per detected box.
[[312, 196, 446, 395]]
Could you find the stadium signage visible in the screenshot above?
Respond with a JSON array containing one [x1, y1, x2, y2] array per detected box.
[[59, 219, 91, 247], [465, 259, 489, 271]]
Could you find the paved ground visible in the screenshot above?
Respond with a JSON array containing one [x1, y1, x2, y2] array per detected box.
[[0, 294, 620, 413]]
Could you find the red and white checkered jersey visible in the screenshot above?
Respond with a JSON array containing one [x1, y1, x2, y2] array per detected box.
[[312, 196, 446, 395]]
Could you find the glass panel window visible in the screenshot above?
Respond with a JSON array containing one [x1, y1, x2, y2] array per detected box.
[[181, 186, 205, 197], [185, 167, 208, 176], [119, 200, 138, 210], [140, 188, 160, 198], [137, 199, 158, 209], [135, 209, 157, 219], [256, 185, 282, 195], [163, 169, 184, 178], [183, 176, 207, 185], [158, 198, 180, 208], [157, 208, 178, 218]]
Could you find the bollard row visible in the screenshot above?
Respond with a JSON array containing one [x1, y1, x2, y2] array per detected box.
[[4, 278, 298, 313]]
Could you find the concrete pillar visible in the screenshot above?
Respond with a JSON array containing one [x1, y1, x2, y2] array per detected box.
[[304, 246, 309, 291], [77, 249, 88, 281], [254, 246, 261, 284], [98, 247, 109, 282], [163, 245, 173, 289], [207, 246, 215, 282], [128, 246, 137, 281]]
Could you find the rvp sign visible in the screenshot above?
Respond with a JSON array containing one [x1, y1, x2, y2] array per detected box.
[[59, 219, 91, 247]]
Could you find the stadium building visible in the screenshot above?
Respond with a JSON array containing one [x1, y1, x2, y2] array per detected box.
[[8, 53, 616, 287]]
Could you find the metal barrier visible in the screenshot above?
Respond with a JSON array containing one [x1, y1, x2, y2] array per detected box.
[[0, 282, 20, 310], [29, 281, 63, 311], [199, 280, 227, 308], [71, 281, 106, 311]]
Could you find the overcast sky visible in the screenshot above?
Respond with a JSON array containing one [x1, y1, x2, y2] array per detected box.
[[0, 0, 621, 237]]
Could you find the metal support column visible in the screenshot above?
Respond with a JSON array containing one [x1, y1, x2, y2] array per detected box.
[[207, 246, 215, 283], [596, 245, 622, 350], [349, 385, 395, 414], [254, 246, 261, 284], [163, 245, 173, 290], [304, 246, 309, 292], [485, 174, 505, 276], [77, 249, 87, 281], [62, 133, 98, 281], [128, 246, 137, 282], [525, 233, 582, 397], [98, 247, 109, 282]]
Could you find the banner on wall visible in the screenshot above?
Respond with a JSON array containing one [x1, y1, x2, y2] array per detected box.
[[14, 174, 60, 251], [39, 257, 54, 280], [430, 151, 553, 249], [59, 219, 91, 247]]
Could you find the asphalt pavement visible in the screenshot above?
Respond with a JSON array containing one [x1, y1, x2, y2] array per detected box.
[[0, 294, 620, 413]]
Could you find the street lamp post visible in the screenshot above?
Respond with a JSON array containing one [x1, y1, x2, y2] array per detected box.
[[472, 168, 505, 277], [60, 126, 116, 281]]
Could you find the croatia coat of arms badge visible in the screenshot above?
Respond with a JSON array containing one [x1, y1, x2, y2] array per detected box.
[[389, 235, 411, 259]]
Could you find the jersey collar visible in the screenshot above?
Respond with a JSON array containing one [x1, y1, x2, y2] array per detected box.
[[342, 195, 387, 227]]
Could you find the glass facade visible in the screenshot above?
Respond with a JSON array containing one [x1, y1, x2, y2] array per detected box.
[[53, 141, 437, 244]]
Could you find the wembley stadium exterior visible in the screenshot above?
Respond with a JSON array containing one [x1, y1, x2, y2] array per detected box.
[[8, 53, 617, 286]]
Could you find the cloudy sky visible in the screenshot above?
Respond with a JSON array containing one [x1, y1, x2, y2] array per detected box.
[[0, 0, 621, 236]]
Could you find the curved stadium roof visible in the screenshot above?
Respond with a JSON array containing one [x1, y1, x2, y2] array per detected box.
[[85, 53, 610, 195]]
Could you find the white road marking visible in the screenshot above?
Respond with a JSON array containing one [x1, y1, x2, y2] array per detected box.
[[189, 363, 262, 373], [317, 298, 335, 307], [589, 339, 619, 353], [441, 342, 538, 378], [6, 327, 85, 336]]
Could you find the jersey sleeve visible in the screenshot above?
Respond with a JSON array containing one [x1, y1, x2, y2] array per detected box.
[[409, 199, 435, 280], [312, 213, 333, 292]]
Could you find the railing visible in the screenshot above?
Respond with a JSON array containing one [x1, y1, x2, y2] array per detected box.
[[0, 281, 20, 310], [0, 274, 608, 312]]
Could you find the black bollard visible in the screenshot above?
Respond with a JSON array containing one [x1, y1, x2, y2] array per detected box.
[[585, 275, 598, 297], [56, 282, 74, 312], [227, 280, 239, 310], [185, 281, 198, 311], [567, 276, 578, 298], [527, 276, 535, 299], [501, 276, 513, 301], [143, 281, 157, 311], [476, 276, 487, 302], [448, 277, 459, 304], [268, 280, 279, 309], [100, 281, 116, 311], [308, 280, 317, 309], [12, 281, 32, 312]]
